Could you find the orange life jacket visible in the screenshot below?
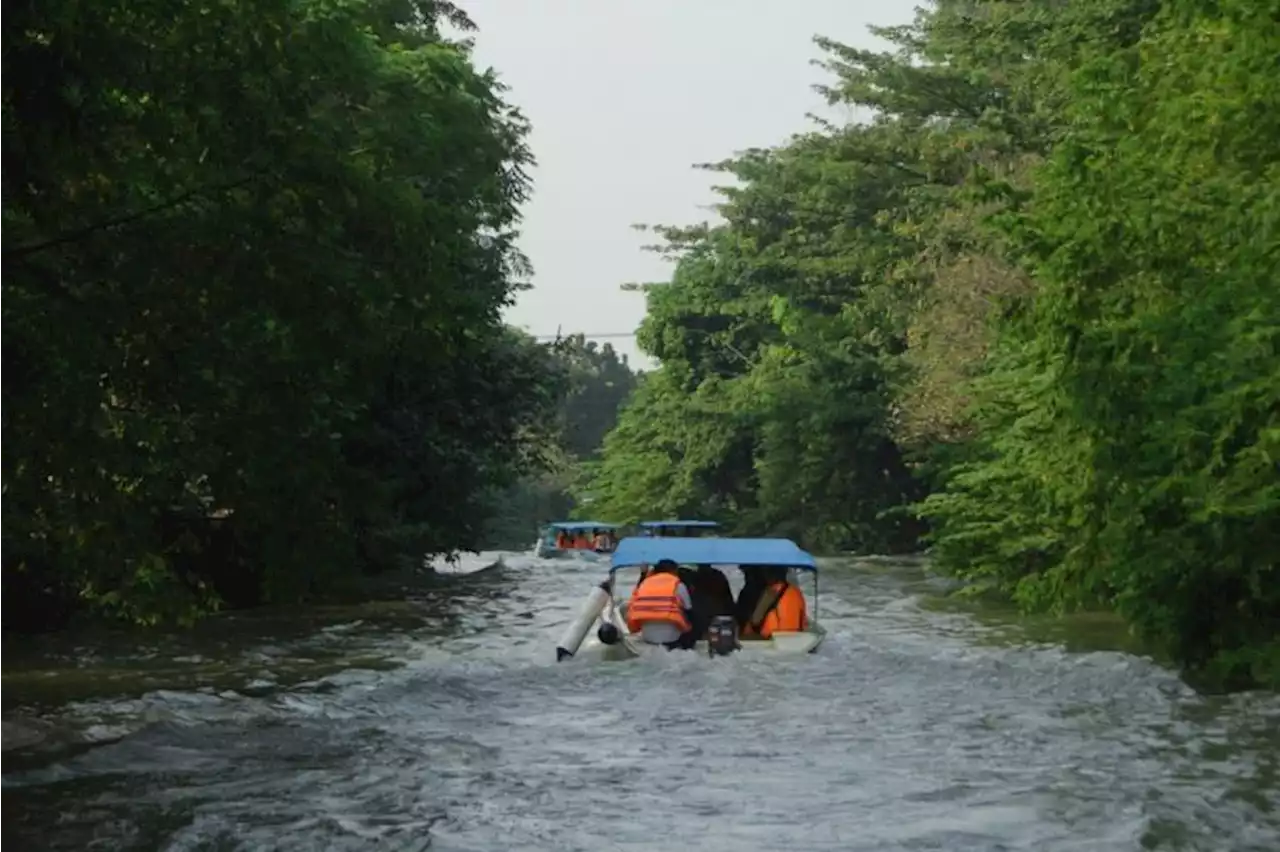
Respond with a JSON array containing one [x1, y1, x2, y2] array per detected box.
[[555, 533, 569, 548], [742, 581, 808, 639], [572, 535, 589, 549], [626, 571, 691, 634]]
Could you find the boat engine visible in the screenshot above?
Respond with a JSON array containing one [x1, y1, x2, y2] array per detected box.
[[597, 622, 622, 646], [706, 615, 739, 657]]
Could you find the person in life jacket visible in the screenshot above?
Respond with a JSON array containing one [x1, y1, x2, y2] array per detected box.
[[554, 531, 569, 549], [626, 559, 695, 649], [739, 566, 808, 639]]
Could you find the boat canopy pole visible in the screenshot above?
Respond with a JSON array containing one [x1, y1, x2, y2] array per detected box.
[[812, 570, 819, 622]]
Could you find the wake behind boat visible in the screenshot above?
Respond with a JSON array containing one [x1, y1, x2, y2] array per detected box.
[[555, 535, 825, 662]]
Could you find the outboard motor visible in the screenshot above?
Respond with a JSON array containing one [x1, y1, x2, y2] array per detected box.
[[706, 615, 739, 657], [597, 622, 622, 646]]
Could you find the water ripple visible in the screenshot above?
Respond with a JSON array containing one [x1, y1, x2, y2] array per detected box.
[[3, 553, 1277, 851]]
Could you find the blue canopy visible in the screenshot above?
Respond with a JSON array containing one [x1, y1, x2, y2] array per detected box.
[[609, 536, 817, 572], [637, 520, 720, 529], [546, 521, 617, 531]]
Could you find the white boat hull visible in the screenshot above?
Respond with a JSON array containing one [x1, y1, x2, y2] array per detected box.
[[533, 543, 609, 561], [576, 625, 826, 662]]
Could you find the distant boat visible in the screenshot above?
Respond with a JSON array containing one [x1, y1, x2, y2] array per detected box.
[[637, 519, 720, 538], [533, 521, 619, 560]]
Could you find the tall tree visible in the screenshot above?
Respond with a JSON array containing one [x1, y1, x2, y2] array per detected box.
[[478, 334, 641, 548], [2, 0, 562, 626], [553, 334, 640, 460], [582, 0, 1278, 687]]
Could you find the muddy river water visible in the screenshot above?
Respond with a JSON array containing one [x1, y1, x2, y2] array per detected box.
[[3, 554, 1277, 851]]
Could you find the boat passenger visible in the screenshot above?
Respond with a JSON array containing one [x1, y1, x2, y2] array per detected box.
[[687, 564, 734, 639], [740, 566, 808, 639], [674, 561, 697, 604], [591, 530, 613, 552], [572, 533, 590, 549], [626, 558, 696, 650], [734, 568, 768, 631], [555, 531, 570, 549]]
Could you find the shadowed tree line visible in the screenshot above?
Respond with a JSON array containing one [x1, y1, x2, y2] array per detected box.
[[2, 0, 577, 630], [481, 334, 640, 550], [578, 0, 1278, 689]]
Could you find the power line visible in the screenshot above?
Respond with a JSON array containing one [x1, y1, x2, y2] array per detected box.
[[531, 331, 639, 341]]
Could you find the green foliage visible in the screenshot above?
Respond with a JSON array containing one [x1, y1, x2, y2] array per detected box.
[[552, 335, 640, 460], [1007, 0, 1280, 683], [2, 0, 564, 626], [917, 0, 1280, 689], [17, 0, 1275, 689], [479, 334, 640, 547], [918, 0, 1280, 688], [577, 124, 928, 552], [583, 0, 1279, 688]]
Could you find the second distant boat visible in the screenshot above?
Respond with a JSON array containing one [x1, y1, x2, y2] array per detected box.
[[637, 519, 720, 538]]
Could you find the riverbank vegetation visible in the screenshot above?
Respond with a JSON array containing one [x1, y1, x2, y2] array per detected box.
[[2, 1, 576, 629], [481, 335, 639, 550], [579, 0, 1279, 689]]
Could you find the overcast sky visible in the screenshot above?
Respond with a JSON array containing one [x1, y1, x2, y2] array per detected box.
[[464, 0, 920, 367]]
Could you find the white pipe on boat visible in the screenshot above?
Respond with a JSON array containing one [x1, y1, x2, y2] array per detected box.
[[556, 581, 611, 661]]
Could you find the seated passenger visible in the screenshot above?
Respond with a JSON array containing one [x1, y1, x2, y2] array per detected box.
[[625, 559, 696, 650], [555, 531, 569, 549], [735, 568, 768, 631], [739, 566, 808, 639], [591, 530, 612, 552], [689, 564, 735, 639], [572, 534, 590, 549], [677, 564, 698, 591], [693, 565, 734, 618]]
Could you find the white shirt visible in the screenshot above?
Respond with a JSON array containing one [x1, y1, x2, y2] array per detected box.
[[638, 580, 692, 645]]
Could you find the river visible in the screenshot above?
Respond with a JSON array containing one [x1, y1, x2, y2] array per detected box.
[[3, 554, 1278, 851]]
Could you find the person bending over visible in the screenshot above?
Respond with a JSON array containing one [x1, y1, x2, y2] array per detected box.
[[625, 559, 696, 650]]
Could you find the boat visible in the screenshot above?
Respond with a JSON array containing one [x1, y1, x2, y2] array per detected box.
[[533, 521, 619, 560], [637, 519, 720, 538], [555, 535, 825, 662]]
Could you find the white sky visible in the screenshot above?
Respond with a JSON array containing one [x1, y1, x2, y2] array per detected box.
[[463, 0, 920, 368]]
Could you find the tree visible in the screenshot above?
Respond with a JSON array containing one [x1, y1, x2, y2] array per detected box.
[[577, 126, 929, 552], [552, 334, 640, 460], [582, 0, 1279, 687], [478, 334, 641, 548], [2, 0, 563, 626]]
